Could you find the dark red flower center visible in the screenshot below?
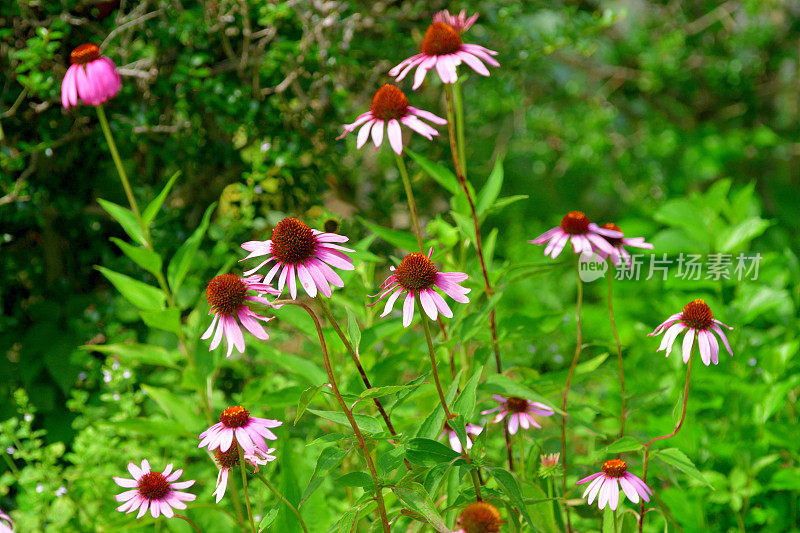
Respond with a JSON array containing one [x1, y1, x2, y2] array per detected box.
[[215, 442, 241, 469], [420, 22, 463, 56], [681, 299, 714, 330], [457, 501, 503, 533], [137, 471, 170, 500], [271, 217, 316, 264], [560, 211, 591, 235], [505, 396, 528, 413], [370, 84, 409, 121], [602, 458, 628, 478], [70, 44, 100, 65], [206, 274, 247, 316], [601, 222, 623, 246], [220, 406, 250, 428], [395, 253, 438, 291]]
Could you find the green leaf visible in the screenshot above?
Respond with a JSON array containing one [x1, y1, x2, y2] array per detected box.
[[143, 171, 180, 224], [110, 238, 162, 277], [106, 418, 190, 436], [295, 385, 327, 425], [476, 155, 504, 216], [416, 370, 462, 439], [358, 217, 418, 252], [405, 438, 460, 467], [487, 195, 529, 215], [253, 344, 328, 386], [452, 365, 483, 420], [481, 374, 562, 415], [167, 202, 216, 292], [406, 148, 459, 194], [655, 448, 714, 489], [95, 266, 165, 310], [97, 198, 146, 246], [80, 343, 179, 368], [717, 217, 771, 252], [603, 436, 643, 454], [139, 307, 182, 335], [345, 307, 361, 357], [487, 467, 536, 530], [307, 409, 383, 434], [300, 446, 349, 506], [140, 385, 204, 431], [392, 482, 450, 532], [336, 472, 374, 489], [357, 384, 419, 402]]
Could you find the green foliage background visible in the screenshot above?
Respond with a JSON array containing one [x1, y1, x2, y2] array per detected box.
[[1, 1, 798, 532]]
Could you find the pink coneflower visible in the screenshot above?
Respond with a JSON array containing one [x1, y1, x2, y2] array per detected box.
[[240, 217, 354, 299], [113, 460, 196, 519], [441, 423, 483, 453], [540, 452, 560, 468], [61, 44, 121, 109], [577, 459, 652, 511], [649, 299, 734, 366], [337, 84, 446, 155], [481, 395, 555, 435], [198, 406, 282, 455], [433, 9, 479, 33], [594, 223, 654, 266], [212, 441, 276, 503], [389, 22, 499, 90], [370, 249, 470, 327], [453, 501, 503, 533], [0, 508, 11, 533], [529, 211, 623, 259], [201, 274, 279, 357]]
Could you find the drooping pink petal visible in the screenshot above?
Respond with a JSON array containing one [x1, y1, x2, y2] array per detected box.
[[402, 291, 415, 327]]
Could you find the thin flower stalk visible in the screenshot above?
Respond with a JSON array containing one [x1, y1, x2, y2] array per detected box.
[[254, 472, 309, 533], [175, 515, 202, 533], [237, 442, 256, 533], [560, 259, 583, 533], [442, 83, 514, 472], [277, 300, 390, 533], [607, 274, 626, 438], [638, 355, 694, 532]]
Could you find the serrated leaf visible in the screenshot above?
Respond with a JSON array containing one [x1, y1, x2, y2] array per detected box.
[[167, 202, 216, 293], [392, 482, 450, 532], [655, 448, 714, 489], [405, 438, 460, 467], [81, 343, 178, 368], [307, 409, 383, 434], [97, 198, 146, 246], [406, 148, 459, 194], [143, 171, 180, 224], [95, 266, 165, 310], [487, 466, 536, 530]]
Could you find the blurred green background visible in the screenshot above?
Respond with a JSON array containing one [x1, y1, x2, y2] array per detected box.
[[1, 1, 798, 532]]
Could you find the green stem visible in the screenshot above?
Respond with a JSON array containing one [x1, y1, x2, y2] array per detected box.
[[607, 273, 627, 438], [394, 152, 424, 252], [613, 507, 620, 533], [454, 82, 467, 178], [96, 106, 142, 224], [237, 443, 256, 533], [560, 258, 583, 533], [175, 515, 203, 533], [254, 472, 309, 533]]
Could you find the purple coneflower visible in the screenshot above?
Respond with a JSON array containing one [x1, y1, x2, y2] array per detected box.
[[595, 222, 654, 266], [0, 508, 11, 533], [540, 452, 560, 468], [370, 249, 470, 327], [337, 84, 446, 154], [433, 9, 479, 33], [212, 441, 276, 503], [241, 217, 354, 299], [453, 501, 503, 533], [61, 44, 121, 109], [114, 460, 196, 519], [198, 406, 281, 455], [481, 395, 555, 435], [530, 211, 623, 259], [649, 299, 733, 366], [441, 423, 483, 453], [389, 22, 498, 90], [202, 274, 279, 357], [577, 459, 651, 511]]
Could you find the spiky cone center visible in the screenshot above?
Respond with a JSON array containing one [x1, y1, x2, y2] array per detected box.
[[457, 501, 503, 533], [420, 22, 463, 56], [137, 471, 170, 500], [220, 406, 250, 428], [370, 84, 409, 121], [602, 458, 628, 478], [70, 44, 100, 65], [505, 396, 529, 413], [395, 253, 438, 291], [206, 274, 247, 316], [682, 299, 714, 330], [541, 453, 560, 468], [601, 222, 623, 246], [215, 442, 241, 469], [560, 211, 590, 235], [271, 217, 316, 264]]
